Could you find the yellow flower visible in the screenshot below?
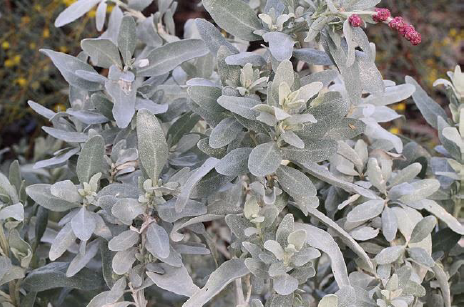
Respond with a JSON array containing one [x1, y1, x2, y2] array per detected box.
[[34, 4, 42, 11], [389, 127, 400, 135], [4, 59, 15, 68], [31, 81, 40, 90], [43, 29, 50, 38], [63, 0, 75, 6], [107, 4, 114, 12], [59, 46, 68, 53], [1, 41, 10, 49], [442, 37, 452, 46], [392, 102, 406, 111], [21, 16, 31, 24], [449, 28, 458, 37], [88, 9, 96, 18], [54, 103, 66, 112], [425, 59, 435, 66], [15, 78, 27, 87], [13, 55, 21, 64], [29, 42, 37, 49]]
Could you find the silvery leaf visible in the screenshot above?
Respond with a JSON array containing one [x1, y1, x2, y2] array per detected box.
[[374, 246, 404, 265], [77, 135, 105, 184], [195, 19, 239, 55], [26, 184, 80, 212], [0, 203, 24, 221], [410, 216, 437, 244], [270, 60, 294, 107], [293, 48, 333, 66], [81, 38, 122, 68], [183, 259, 249, 307], [217, 46, 241, 86], [358, 52, 385, 97], [389, 163, 422, 187], [28, 100, 56, 120], [55, 0, 101, 27], [421, 200, 464, 235], [135, 98, 168, 115], [105, 76, 136, 128], [66, 109, 109, 124], [137, 39, 209, 77], [49, 224, 76, 261], [407, 247, 435, 267], [108, 230, 139, 252], [347, 199, 384, 223], [40, 49, 102, 91], [137, 15, 162, 48], [111, 198, 145, 225], [348, 0, 381, 10], [273, 273, 298, 296], [71, 207, 96, 241], [112, 248, 137, 275], [23, 262, 103, 291], [67, 240, 100, 277], [299, 161, 379, 199], [381, 207, 397, 242], [366, 158, 386, 194], [281, 131, 304, 149], [147, 264, 199, 297], [248, 142, 282, 177], [281, 140, 337, 164], [167, 112, 201, 146], [42, 127, 87, 143], [306, 207, 374, 270], [101, 5, 123, 45], [406, 76, 447, 129], [318, 294, 338, 307], [399, 179, 440, 204], [295, 223, 350, 287], [215, 147, 252, 177], [188, 86, 224, 113], [175, 158, 219, 212], [217, 96, 259, 120], [158, 199, 207, 223], [431, 263, 452, 307], [50, 180, 81, 203], [209, 117, 243, 149], [95, 0, 106, 31], [118, 16, 137, 66], [264, 240, 284, 260], [146, 223, 170, 259], [301, 70, 338, 88], [350, 226, 379, 241], [202, 0, 262, 41], [137, 109, 169, 181], [225, 52, 266, 66], [263, 32, 295, 62], [276, 165, 316, 205]]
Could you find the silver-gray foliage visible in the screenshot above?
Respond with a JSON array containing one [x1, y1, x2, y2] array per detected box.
[[0, 1, 461, 307]]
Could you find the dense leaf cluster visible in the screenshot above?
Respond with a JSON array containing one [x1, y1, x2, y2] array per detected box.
[[0, 1, 462, 307]]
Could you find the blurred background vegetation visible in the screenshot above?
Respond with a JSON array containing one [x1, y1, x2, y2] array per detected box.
[[0, 0, 462, 162]]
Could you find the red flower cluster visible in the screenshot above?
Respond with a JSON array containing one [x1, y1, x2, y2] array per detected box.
[[389, 16, 422, 45], [373, 8, 391, 22], [348, 14, 363, 27]]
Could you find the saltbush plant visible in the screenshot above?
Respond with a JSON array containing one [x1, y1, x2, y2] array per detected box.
[[0, 0, 462, 306]]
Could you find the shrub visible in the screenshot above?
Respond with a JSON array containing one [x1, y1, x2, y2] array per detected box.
[[0, 1, 462, 307]]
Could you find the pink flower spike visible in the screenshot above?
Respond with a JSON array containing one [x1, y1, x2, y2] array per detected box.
[[388, 17, 405, 30], [402, 24, 416, 39], [410, 31, 422, 45], [349, 14, 363, 27], [373, 8, 391, 22]]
